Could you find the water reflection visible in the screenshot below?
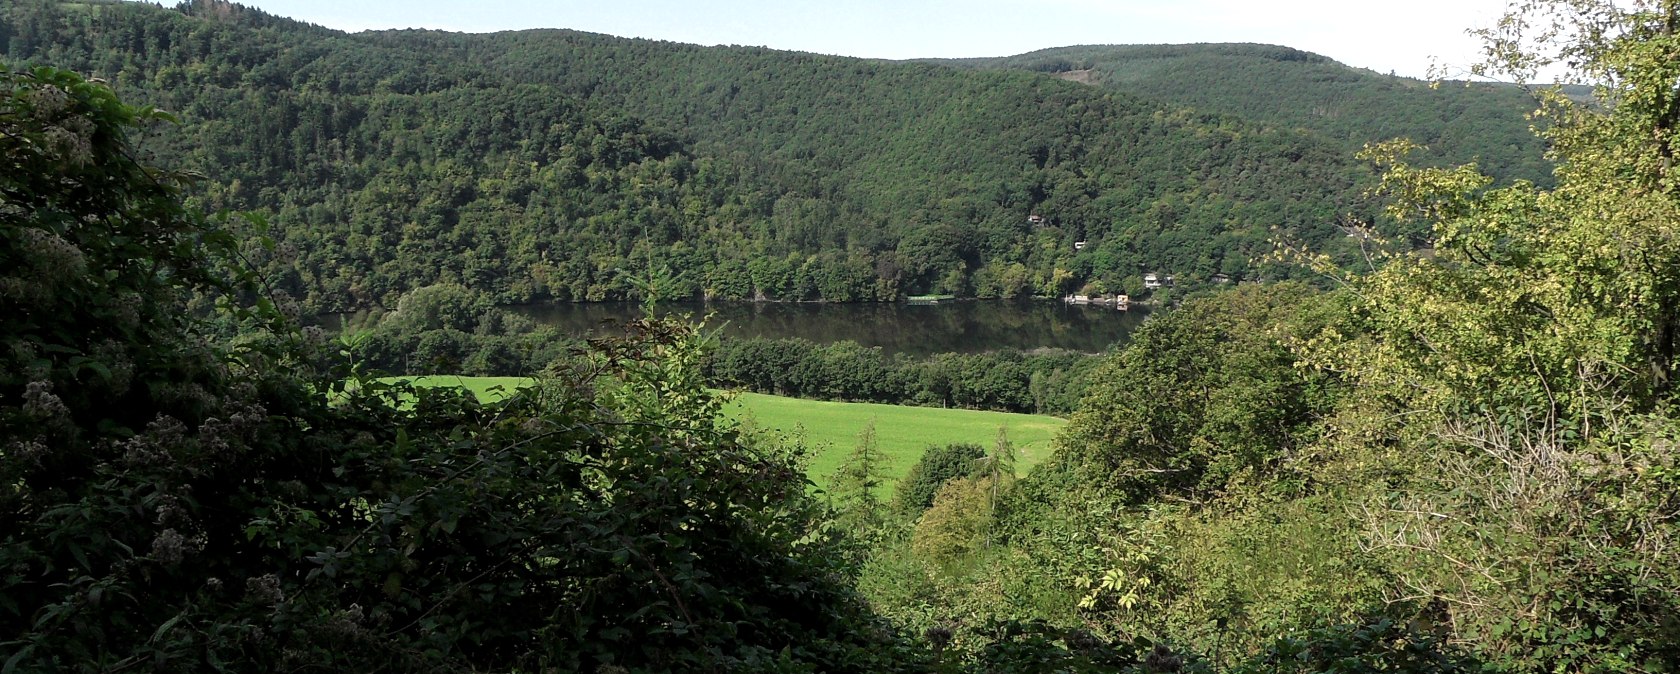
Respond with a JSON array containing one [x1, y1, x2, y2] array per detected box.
[[512, 300, 1149, 357]]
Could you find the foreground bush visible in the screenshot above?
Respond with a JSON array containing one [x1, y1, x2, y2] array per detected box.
[[0, 65, 917, 673]]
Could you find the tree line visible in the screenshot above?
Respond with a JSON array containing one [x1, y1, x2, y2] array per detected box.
[[708, 336, 1100, 415]]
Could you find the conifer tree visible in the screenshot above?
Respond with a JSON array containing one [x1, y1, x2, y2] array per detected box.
[[829, 419, 891, 535]]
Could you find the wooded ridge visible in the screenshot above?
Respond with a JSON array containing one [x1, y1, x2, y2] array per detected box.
[[2, 0, 1547, 311]]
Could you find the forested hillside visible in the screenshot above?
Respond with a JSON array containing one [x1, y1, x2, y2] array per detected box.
[[13, 0, 1680, 672], [0, 58, 1494, 672], [939, 43, 1553, 186], [0, 0, 1503, 310]]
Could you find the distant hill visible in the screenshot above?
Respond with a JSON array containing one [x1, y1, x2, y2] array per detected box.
[[934, 43, 1553, 185], [2, 1, 1537, 310]]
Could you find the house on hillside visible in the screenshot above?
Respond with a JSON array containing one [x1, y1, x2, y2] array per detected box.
[[1027, 214, 1045, 226], [1144, 273, 1175, 290]]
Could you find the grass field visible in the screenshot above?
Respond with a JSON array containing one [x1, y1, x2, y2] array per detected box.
[[391, 376, 1067, 493], [723, 392, 1064, 492], [394, 375, 534, 401]]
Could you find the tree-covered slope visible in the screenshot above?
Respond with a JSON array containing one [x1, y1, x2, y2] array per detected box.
[[4, 0, 1395, 310], [2, 0, 750, 310], [415, 28, 1393, 283], [939, 43, 1552, 186]]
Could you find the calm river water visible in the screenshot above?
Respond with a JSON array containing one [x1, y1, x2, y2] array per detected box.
[[510, 300, 1148, 357]]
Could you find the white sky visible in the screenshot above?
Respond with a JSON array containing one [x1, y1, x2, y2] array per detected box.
[[217, 0, 1513, 79]]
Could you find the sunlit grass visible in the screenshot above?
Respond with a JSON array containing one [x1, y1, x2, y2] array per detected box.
[[723, 391, 1064, 493], [395, 376, 1066, 494], [390, 375, 535, 402]]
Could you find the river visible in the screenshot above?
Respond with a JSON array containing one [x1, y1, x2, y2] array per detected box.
[[508, 299, 1148, 357]]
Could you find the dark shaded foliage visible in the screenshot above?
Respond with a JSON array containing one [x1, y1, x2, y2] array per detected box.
[[895, 443, 986, 515], [0, 63, 923, 674]]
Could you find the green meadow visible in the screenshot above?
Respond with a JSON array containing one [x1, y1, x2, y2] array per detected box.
[[394, 375, 534, 401], [391, 377, 1066, 493], [723, 392, 1063, 492]]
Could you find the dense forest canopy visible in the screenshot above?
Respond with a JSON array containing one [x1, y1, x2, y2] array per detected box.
[[0, 0, 1548, 311], [935, 43, 1554, 186]]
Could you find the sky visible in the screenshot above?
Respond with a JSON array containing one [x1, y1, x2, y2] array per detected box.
[[220, 0, 1513, 79]]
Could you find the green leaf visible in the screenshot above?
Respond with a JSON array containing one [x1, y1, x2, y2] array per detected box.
[[150, 612, 185, 644], [3, 644, 34, 674]]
